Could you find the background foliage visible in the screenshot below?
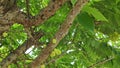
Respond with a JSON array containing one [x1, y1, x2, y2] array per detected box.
[[1, 0, 120, 68]]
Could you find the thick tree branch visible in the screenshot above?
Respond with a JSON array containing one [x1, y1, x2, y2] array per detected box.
[[0, 0, 68, 67], [14, 0, 68, 27], [28, 0, 88, 68], [0, 9, 19, 35], [0, 0, 67, 35], [0, 0, 18, 35], [0, 32, 43, 68], [0, 0, 16, 14]]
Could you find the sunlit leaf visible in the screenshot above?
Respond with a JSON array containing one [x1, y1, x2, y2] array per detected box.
[[83, 5, 108, 22]]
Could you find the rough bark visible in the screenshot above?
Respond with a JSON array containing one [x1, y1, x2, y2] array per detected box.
[[0, 0, 16, 14], [0, 0, 67, 35], [28, 0, 88, 68], [12, 0, 68, 27], [0, 0, 18, 35], [0, 32, 43, 68], [0, 0, 67, 67]]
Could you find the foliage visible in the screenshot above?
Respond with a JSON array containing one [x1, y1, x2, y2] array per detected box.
[[1, 0, 120, 68]]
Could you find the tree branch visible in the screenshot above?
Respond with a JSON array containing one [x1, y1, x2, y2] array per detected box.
[[88, 57, 114, 68], [0, 7, 20, 35], [0, 0, 68, 67], [0, 0, 67, 35], [0, 0, 17, 14], [14, 0, 68, 27], [26, 0, 30, 18], [0, 32, 43, 68], [28, 0, 88, 68]]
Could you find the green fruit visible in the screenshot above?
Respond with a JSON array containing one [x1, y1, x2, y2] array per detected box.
[[40, 64, 45, 68], [50, 51, 56, 57], [54, 49, 61, 55], [52, 39, 57, 44], [2, 32, 8, 37]]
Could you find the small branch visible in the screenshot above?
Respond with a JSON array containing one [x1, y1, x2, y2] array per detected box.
[[26, 0, 30, 18], [88, 57, 114, 68], [95, 21, 102, 25]]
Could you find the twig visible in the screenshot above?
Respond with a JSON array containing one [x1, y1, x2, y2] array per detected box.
[[26, 0, 30, 18], [88, 57, 114, 68]]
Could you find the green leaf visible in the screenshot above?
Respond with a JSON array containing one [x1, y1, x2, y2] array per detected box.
[[71, 0, 77, 6], [77, 12, 94, 32], [83, 5, 108, 22]]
